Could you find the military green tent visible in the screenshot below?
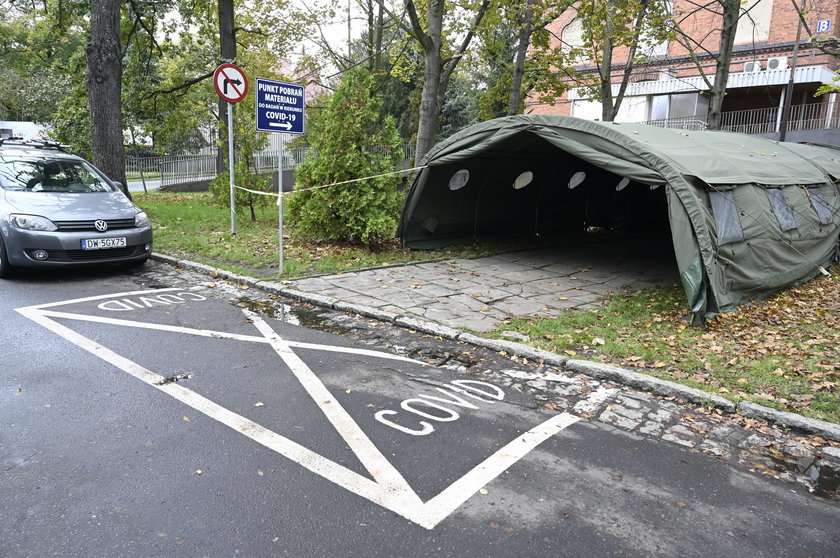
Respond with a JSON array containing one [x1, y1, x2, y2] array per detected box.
[[398, 114, 840, 323]]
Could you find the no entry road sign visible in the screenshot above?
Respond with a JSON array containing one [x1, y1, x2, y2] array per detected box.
[[214, 63, 249, 104], [255, 78, 305, 135]]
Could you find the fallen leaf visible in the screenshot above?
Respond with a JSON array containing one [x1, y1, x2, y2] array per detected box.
[[254, 402, 265, 407]]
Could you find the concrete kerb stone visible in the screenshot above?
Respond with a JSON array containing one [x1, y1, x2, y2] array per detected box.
[[565, 360, 737, 413], [821, 446, 840, 463], [151, 253, 261, 287], [268, 286, 339, 310], [394, 316, 462, 339], [457, 333, 568, 368], [738, 401, 840, 442], [334, 302, 400, 323]]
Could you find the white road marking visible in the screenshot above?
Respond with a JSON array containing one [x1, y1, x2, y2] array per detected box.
[[16, 291, 581, 529], [34, 309, 425, 365], [418, 412, 580, 527], [246, 310, 418, 494]]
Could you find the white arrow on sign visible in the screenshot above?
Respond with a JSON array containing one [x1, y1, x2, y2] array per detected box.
[[269, 122, 293, 130], [16, 289, 580, 530]]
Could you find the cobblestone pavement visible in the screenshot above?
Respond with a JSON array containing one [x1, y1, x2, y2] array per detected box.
[[289, 236, 680, 332], [136, 260, 840, 500]]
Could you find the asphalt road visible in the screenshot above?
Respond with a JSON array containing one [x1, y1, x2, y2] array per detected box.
[[2, 263, 838, 557]]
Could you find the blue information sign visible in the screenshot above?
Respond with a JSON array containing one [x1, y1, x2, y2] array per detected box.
[[255, 78, 305, 135]]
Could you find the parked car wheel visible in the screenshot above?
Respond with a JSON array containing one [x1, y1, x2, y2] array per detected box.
[[0, 234, 12, 278]]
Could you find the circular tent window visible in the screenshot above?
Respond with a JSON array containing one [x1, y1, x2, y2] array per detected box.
[[616, 177, 630, 191], [568, 171, 586, 189], [448, 169, 470, 191], [513, 171, 534, 190]]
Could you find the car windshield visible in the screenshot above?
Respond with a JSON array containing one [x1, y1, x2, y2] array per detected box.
[[0, 157, 115, 193]]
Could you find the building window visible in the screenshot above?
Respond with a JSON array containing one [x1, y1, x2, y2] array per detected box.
[[709, 190, 744, 245], [734, 0, 773, 44]]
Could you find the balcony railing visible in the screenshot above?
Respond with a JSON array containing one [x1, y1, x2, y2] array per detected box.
[[638, 102, 840, 135]]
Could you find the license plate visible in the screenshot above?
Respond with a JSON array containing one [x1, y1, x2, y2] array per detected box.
[[81, 237, 127, 250]]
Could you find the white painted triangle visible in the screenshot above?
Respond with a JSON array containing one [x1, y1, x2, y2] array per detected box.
[[16, 289, 580, 529]]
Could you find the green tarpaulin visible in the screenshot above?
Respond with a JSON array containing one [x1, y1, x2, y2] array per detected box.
[[398, 114, 840, 323]]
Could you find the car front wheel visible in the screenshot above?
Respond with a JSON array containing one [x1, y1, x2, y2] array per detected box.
[[0, 234, 13, 279]]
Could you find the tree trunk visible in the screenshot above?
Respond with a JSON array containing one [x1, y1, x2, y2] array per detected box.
[[86, 0, 128, 198], [600, 1, 616, 122], [507, 0, 533, 116], [707, 0, 739, 130], [413, 0, 444, 164], [217, 0, 236, 173], [373, 1, 384, 74]]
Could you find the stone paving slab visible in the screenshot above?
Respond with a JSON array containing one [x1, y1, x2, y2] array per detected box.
[[289, 238, 680, 332]]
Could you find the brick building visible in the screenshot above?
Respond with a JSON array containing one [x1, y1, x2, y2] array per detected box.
[[527, 0, 840, 140]]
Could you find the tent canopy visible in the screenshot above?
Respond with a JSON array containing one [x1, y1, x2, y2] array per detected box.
[[398, 114, 840, 323]]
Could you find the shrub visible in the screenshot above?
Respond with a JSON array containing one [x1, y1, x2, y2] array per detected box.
[[287, 68, 404, 246]]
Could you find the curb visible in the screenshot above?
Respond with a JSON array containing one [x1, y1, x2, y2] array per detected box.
[[149, 253, 840, 443]]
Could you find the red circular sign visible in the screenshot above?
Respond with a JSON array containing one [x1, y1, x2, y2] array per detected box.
[[213, 63, 249, 103]]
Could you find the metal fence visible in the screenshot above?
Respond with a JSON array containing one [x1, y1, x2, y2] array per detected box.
[[127, 143, 414, 189]]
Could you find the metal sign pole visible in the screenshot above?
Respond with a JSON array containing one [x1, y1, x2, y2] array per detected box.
[[278, 134, 284, 273], [228, 101, 237, 235]]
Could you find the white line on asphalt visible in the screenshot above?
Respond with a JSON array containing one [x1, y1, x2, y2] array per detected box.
[[417, 412, 580, 527], [34, 309, 426, 365], [246, 310, 421, 496], [16, 293, 582, 529], [15, 305, 426, 523], [21, 287, 190, 309]]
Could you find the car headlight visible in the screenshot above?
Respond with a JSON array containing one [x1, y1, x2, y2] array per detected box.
[[134, 211, 150, 228], [10, 214, 58, 231]]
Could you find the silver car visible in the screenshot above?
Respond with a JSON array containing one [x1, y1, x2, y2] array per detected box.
[[0, 141, 153, 278]]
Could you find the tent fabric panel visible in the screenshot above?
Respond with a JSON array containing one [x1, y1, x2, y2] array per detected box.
[[704, 181, 839, 311], [659, 131, 830, 186], [666, 187, 710, 322], [776, 142, 840, 180], [532, 128, 665, 184], [710, 237, 838, 312]]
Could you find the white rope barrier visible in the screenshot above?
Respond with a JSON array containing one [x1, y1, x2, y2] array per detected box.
[[233, 165, 428, 198]]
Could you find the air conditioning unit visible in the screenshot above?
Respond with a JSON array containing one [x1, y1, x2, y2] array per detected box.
[[767, 56, 788, 70], [744, 60, 762, 72]]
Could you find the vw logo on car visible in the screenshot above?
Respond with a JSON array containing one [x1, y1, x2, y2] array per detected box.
[[94, 219, 109, 232]]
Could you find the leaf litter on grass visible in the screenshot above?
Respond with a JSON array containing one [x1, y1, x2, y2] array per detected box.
[[497, 266, 840, 423]]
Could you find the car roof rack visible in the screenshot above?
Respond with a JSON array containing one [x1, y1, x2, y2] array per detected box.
[[0, 138, 70, 152]]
